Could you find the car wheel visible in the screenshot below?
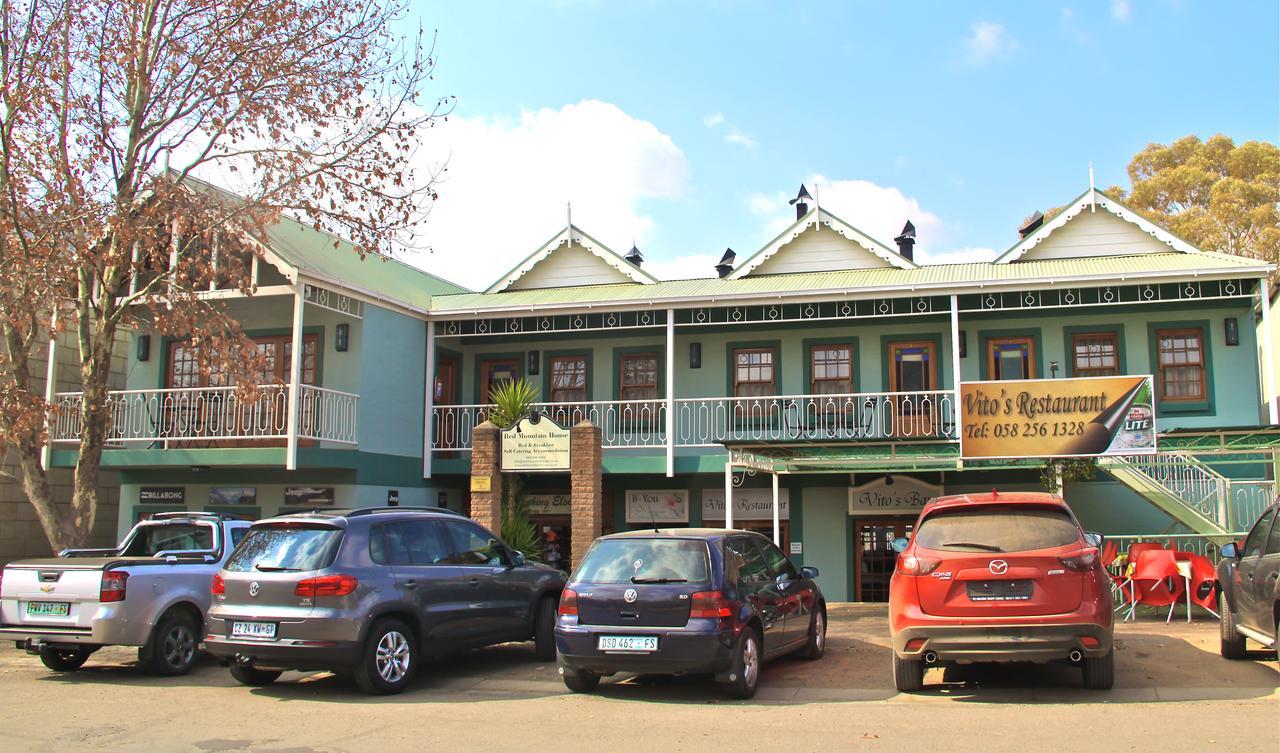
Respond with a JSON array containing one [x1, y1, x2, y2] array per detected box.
[[798, 608, 826, 660], [892, 652, 924, 692], [139, 612, 199, 676], [354, 618, 417, 695], [562, 668, 601, 693], [229, 664, 283, 687], [38, 646, 91, 672], [1082, 649, 1115, 690], [721, 627, 762, 700], [1219, 592, 1246, 660], [533, 596, 557, 661]]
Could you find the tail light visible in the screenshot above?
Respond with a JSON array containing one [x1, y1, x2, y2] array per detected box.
[[1058, 548, 1100, 572], [100, 571, 129, 603], [1080, 636, 1101, 649], [295, 574, 358, 598], [896, 554, 941, 576], [689, 590, 733, 619], [211, 573, 225, 596], [558, 588, 578, 617]]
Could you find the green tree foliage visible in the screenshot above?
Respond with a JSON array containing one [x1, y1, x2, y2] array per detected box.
[[499, 476, 543, 563], [488, 378, 539, 429]]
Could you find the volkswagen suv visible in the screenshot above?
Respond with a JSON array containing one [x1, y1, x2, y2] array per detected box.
[[888, 491, 1113, 691], [206, 507, 565, 694]]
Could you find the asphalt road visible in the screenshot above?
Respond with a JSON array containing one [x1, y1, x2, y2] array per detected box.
[[1, 605, 1275, 753]]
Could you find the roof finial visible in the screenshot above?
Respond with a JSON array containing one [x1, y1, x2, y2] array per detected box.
[[1088, 162, 1096, 213], [566, 201, 573, 244]]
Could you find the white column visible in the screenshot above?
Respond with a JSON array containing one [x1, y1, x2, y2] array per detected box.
[[424, 321, 436, 478], [41, 314, 57, 471], [771, 472, 780, 546], [285, 280, 305, 470], [950, 294, 964, 458], [665, 309, 675, 477], [724, 459, 734, 529], [1261, 278, 1278, 425]]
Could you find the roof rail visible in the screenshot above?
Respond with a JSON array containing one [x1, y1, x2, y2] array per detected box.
[[343, 506, 465, 518], [148, 511, 234, 521]]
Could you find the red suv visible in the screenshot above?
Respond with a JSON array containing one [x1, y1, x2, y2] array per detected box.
[[888, 491, 1113, 691]]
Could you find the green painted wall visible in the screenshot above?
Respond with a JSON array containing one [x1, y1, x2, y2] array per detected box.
[[359, 305, 426, 458], [798, 487, 851, 601]]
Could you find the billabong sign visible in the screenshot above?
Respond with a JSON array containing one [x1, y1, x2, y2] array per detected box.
[[501, 415, 571, 472], [140, 487, 184, 504], [848, 477, 941, 516]]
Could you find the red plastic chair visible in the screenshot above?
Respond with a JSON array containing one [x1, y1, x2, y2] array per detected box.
[[1131, 548, 1186, 623], [1127, 542, 1164, 565], [1172, 551, 1220, 618]]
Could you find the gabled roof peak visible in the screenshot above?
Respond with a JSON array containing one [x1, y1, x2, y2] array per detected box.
[[486, 223, 658, 293], [728, 206, 917, 278]]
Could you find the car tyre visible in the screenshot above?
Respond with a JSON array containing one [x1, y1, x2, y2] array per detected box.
[[139, 611, 199, 676], [1219, 592, 1246, 660], [38, 646, 91, 672], [562, 668, 601, 693], [892, 652, 924, 692], [230, 664, 283, 687], [1082, 649, 1115, 690], [354, 618, 417, 695], [533, 596, 557, 661], [797, 607, 826, 661], [721, 627, 762, 699]]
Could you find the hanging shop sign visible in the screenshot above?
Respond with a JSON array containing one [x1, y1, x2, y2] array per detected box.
[[139, 487, 185, 504], [960, 375, 1156, 460], [702, 488, 791, 521], [625, 490, 691, 524], [525, 493, 572, 516], [285, 487, 335, 506], [848, 477, 942, 516], [209, 487, 257, 506], [501, 416, 571, 472]]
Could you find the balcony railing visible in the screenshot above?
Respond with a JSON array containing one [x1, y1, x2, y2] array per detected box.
[[51, 383, 358, 448], [430, 390, 957, 452]]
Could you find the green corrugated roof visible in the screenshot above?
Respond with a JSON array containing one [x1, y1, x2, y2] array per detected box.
[[429, 251, 1266, 312]]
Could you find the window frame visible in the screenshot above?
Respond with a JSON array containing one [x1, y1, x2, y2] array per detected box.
[[617, 351, 661, 401], [987, 335, 1037, 381], [1069, 331, 1121, 378], [1153, 326, 1208, 405], [731, 346, 779, 398], [163, 331, 321, 389], [543, 350, 591, 404], [807, 341, 855, 395]]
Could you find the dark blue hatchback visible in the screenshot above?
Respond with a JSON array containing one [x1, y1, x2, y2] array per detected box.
[[554, 528, 825, 698]]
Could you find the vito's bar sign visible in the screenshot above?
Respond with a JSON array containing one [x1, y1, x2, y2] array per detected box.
[[960, 375, 1156, 460]]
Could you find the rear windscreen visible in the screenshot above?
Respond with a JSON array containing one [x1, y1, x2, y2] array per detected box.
[[575, 539, 711, 584], [914, 507, 1081, 553], [225, 524, 343, 572], [122, 523, 214, 556]]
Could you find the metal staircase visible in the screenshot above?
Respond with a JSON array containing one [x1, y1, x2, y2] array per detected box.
[[1100, 453, 1265, 536]]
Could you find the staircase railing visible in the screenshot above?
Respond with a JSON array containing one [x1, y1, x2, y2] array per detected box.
[[1104, 453, 1275, 533]]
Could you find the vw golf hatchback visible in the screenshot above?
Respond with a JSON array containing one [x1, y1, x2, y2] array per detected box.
[[888, 491, 1113, 691]]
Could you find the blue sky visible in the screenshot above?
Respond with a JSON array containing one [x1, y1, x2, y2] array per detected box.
[[401, 1, 1279, 289]]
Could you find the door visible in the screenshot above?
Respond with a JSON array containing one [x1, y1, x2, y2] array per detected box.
[[372, 520, 461, 642], [854, 518, 914, 602], [887, 340, 937, 438], [435, 355, 460, 451], [987, 336, 1036, 380], [724, 536, 787, 655], [1235, 508, 1277, 631], [440, 519, 529, 642], [479, 358, 521, 403], [754, 537, 813, 646]]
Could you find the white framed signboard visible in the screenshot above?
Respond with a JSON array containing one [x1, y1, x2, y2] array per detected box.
[[701, 488, 790, 521], [502, 417, 571, 472], [524, 493, 571, 516], [625, 490, 690, 524], [847, 476, 942, 516]]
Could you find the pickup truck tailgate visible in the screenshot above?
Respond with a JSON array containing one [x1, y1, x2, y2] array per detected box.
[[1, 561, 106, 630]]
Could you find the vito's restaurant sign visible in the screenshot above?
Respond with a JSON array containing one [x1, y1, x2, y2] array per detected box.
[[501, 416, 571, 472], [960, 375, 1156, 460]]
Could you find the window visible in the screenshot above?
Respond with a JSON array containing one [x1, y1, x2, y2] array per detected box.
[[1265, 511, 1280, 556], [724, 537, 771, 589], [1243, 509, 1275, 559], [549, 354, 588, 403], [166, 334, 318, 388], [230, 527, 250, 548], [988, 336, 1035, 380], [914, 507, 1081, 553], [1071, 332, 1119, 377], [224, 524, 343, 572], [889, 341, 935, 392], [733, 348, 776, 397], [442, 521, 509, 566], [753, 538, 798, 579], [574, 538, 711, 584], [371, 520, 451, 566], [1155, 328, 1206, 402], [810, 344, 853, 394], [619, 353, 659, 400], [122, 523, 214, 556]]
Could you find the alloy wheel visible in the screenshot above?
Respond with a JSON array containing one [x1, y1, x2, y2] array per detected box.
[[163, 623, 196, 669], [815, 612, 826, 652], [742, 635, 759, 688], [375, 630, 411, 683]]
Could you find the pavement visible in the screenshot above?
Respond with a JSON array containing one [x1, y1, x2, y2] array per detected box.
[[0, 604, 1275, 752]]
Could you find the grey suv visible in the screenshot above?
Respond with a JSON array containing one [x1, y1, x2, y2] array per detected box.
[[205, 507, 566, 694]]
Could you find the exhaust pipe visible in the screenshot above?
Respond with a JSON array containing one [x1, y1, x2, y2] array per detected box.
[[922, 651, 938, 665], [1068, 650, 1083, 663], [234, 653, 255, 665]]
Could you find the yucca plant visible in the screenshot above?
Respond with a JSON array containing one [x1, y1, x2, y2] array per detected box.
[[499, 476, 543, 562], [488, 377, 539, 429]]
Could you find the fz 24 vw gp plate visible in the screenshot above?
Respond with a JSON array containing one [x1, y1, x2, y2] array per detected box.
[[231, 621, 277, 639], [25, 602, 70, 617], [597, 635, 658, 653]]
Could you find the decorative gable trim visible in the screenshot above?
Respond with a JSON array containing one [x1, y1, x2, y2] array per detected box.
[[995, 188, 1201, 263], [729, 208, 916, 279], [486, 225, 657, 293]]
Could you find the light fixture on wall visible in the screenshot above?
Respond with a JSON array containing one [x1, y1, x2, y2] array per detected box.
[[883, 473, 894, 487], [689, 342, 702, 369], [527, 350, 540, 376], [1225, 317, 1239, 347], [137, 334, 151, 362], [335, 323, 349, 352], [1049, 360, 1059, 378]]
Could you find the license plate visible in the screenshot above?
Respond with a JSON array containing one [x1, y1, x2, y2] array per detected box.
[[597, 635, 658, 653], [967, 580, 1033, 601], [231, 621, 277, 639], [26, 602, 70, 617]]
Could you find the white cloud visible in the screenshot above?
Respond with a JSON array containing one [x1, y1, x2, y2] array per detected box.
[[645, 253, 719, 280], [747, 192, 781, 215], [400, 100, 689, 289], [1111, 0, 1131, 22], [963, 21, 1018, 66], [724, 128, 758, 150], [702, 112, 725, 128], [1060, 8, 1091, 45]]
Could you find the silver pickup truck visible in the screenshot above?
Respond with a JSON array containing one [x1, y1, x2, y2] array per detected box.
[[0, 512, 251, 675]]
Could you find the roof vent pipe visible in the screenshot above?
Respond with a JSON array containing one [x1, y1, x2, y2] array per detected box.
[[789, 184, 813, 221], [715, 248, 736, 278], [894, 220, 916, 262], [624, 243, 643, 267]]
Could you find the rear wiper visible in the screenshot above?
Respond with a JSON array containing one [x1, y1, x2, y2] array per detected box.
[[630, 577, 687, 584], [942, 542, 1004, 552], [254, 564, 298, 572]]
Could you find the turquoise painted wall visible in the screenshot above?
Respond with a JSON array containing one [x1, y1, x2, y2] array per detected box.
[[358, 305, 426, 458], [798, 487, 851, 601]]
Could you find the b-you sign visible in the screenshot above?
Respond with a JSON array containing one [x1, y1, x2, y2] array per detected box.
[[502, 416, 571, 472], [848, 477, 942, 516], [702, 488, 790, 521], [960, 375, 1155, 460]]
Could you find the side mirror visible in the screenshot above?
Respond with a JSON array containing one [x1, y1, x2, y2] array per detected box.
[[890, 537, 910, 553], [800, 565, 819, 579], [1220, 542, 1240, 560], [775, 572, 791, 586], [510, 550, 527, 567], [1084, 531, 1104, 548]]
